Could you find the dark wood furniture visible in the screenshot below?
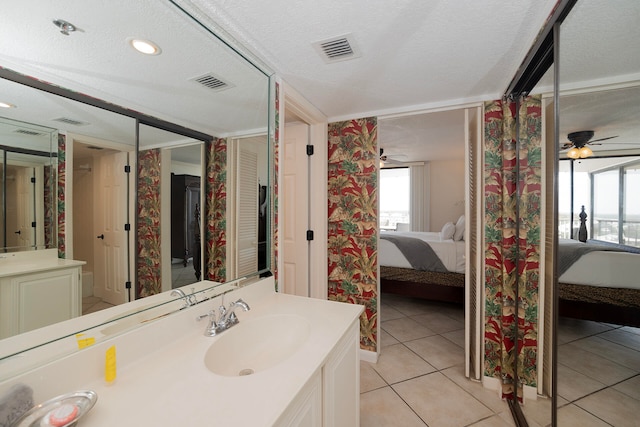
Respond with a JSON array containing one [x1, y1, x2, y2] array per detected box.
[[171, 174, 200, 267]]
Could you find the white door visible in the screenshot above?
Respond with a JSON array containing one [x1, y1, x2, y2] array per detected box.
[[94, 152, 128, 305], [14, 167, 34, 248], [282, 122, 310, 296], [464, 106, 483, 380], [236, 147, 259, 277]]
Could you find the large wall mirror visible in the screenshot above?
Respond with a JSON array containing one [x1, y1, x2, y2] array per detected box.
[[555, 0, 640, 425], [1, 117, 58, 252], [0, 0, 272, 366]]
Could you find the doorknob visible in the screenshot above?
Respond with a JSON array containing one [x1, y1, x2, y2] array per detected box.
[[97, 234, 105, 240], [14, 230, 21, 235]]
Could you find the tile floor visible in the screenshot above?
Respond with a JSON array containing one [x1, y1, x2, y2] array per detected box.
[[82, 261, 199, 315], [555, 317, 640, 427], [82, 295, 115, 315], [362, 293, 640, 427]]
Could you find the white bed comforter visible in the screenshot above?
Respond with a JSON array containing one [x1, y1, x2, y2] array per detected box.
[[379, 231, 466, 274], [558, 239, 640, 289]]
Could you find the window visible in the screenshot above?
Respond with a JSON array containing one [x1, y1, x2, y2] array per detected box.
[[379, 167, 410, 230], [624, 164, 640, 246], [558, 168, 590, 239], [560, 158, 640, 247], [592, 169, 619, 242]]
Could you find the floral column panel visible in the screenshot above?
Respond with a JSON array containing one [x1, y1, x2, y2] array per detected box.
[[515, 95, 542, 392], [205, 137, 227, 282], [484, 96, 541, 399], [328, 118, 378, 351], [57, 134, 66, 258], [44, 164, 54, 248], [137, 148, 161, 298], [272, 82, 280, 284]]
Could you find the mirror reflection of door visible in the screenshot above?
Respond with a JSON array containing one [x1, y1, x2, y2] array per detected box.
[[227, 135, 268, 279], [7, 165, 35, 248], [4, 158, 44, 249], [73, 141, 131, 311]]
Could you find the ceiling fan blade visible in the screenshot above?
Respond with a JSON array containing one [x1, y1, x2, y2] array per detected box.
[[587, 135, 618, 144], [560, 142, 573, 150]]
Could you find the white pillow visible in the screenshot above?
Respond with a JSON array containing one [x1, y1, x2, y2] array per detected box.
[[454, 215, 465, 241], [440, 222, 456, 240]]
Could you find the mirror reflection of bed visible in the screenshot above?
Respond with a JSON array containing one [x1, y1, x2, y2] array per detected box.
[[378, 107, 474, 368], [557, 155, 640, 328]]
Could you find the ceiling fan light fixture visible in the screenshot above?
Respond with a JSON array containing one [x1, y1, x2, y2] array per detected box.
[[579, 146, 593, 158], [128, 38, 161, 55], [567, 147, 580, 159]]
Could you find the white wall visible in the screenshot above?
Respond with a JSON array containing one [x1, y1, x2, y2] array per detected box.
[[72, 156, 95, 274], [429, 158, 465, 230]]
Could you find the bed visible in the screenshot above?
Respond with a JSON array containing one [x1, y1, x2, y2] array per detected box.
[[379, 216, 466, 304], [557, 239, 640, 327], [379, 222, 640, 326]]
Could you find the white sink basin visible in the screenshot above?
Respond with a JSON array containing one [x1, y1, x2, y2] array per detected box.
[[204, 314, 310, 376]]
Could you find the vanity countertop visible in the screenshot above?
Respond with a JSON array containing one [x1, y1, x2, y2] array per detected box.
[[0, 249, 85, 278], [33, 280, 363, 426]]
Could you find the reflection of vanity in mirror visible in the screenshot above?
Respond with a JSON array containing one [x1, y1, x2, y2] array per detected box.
[[0, 0, 272, 367]]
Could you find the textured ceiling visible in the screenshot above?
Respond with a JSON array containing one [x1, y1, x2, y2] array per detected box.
[[192, 0, 639, 162], [0, 0, 638, 164], [191, 0, 558, 120]]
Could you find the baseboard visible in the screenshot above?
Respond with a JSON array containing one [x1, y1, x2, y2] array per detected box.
[[483, 376, 541, 402], [359, 349, 378, 363]]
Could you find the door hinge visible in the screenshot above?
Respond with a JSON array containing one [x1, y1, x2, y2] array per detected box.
[[125, 281, 132, 289], [124, 223, 131, 231], [306, 144, 314, 156], [30, 177, 36, 183], [306, 230, 314, 241], [124, 165, 131, 173], [31, 221, 36, 228]]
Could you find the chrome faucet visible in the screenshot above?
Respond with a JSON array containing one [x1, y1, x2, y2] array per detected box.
[[197, 298, 250, 336], [171, 288, 197, 308]]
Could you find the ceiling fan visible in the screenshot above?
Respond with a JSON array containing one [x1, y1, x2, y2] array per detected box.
[[561, 130, 618, 159], [379, 148, 407, 166]]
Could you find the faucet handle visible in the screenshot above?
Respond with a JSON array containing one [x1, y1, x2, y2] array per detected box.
[[218, 304, 227, 319], [198, 310, 218, 337]]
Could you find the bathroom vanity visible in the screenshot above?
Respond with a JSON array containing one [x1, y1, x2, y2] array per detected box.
[[0, 277, 363, 426], [0, 250, 85, 339]]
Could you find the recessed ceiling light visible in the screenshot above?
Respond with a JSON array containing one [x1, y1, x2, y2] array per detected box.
[[0, 101, 16, 109], [128, 38, 161, 55]]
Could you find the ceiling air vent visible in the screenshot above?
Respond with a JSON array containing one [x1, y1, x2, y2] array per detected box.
[[53, 117, 90, 126], [14, 129, 45, 136], [191, 73, 233, 92], [313, 34, 361, 64]]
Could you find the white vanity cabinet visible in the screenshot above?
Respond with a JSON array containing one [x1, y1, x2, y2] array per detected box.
[[276, 319, 360, 427], [0, 257, 83, 339]]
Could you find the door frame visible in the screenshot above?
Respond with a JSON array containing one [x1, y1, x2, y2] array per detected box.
[[280, 81, 328, 300], [67, 133, 135, 305]]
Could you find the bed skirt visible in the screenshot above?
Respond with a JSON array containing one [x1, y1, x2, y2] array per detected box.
[[559, 282, 640, 327], [380, 266, 640, 327], [380, 266, 465, 304]]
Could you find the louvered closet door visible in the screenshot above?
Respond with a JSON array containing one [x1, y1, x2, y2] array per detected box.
[[237, 148, 258, 277], [465, 106, 483, 380]]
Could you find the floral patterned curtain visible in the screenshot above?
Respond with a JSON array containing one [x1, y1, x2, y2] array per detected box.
[[57, 134, 66, 258], [327, 117, 378, 351], [484, 95, 542, 399], [136, 148, 161, 297], [205, 137, 227, 282]]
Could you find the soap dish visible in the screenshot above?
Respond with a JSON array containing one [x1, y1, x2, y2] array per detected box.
[[12, 390, 97, 427]]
